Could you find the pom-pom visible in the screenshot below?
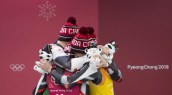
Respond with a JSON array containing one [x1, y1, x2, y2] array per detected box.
[[87, 27, 94, 35], [67, 16, 76, 25], [79, 27, 88, 35]]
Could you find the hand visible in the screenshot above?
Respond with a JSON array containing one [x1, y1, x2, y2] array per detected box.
[[99, 55, 109, 67], [38, 59, 52, 73], [97, 45, 109, 55], [33, 62, 47, 74], [91, 55, 109, 68]]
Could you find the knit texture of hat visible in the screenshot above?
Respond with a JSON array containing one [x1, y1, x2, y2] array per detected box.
[[58, 17, 79, 42], [71, 27, 91, 54]]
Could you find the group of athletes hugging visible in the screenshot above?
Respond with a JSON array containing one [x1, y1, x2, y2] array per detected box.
[[32, 16, 123, 95]]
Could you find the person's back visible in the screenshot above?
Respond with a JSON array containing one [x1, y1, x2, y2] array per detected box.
[[89, 67, 114, 95], [33, 16, 79, 95]]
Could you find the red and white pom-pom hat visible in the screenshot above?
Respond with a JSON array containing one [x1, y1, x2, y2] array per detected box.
[[71, 27, 91, 54], [58, 16, 79, 42]]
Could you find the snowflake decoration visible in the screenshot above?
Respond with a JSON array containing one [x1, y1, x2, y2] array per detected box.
[[38, 0, 56, 21]]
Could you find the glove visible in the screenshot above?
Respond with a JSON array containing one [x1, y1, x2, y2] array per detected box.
[[33, 61, 48, 74]]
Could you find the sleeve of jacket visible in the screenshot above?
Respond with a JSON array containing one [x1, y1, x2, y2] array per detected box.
[[50, 65, 79, 89], [32, 75, 48, 95], [106, 61, 123, 82], [51, 44, 89, 72], [50, 63, 98, 84]]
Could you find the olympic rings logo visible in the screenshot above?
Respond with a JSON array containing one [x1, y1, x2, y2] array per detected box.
[[10, 64, 25, 71]]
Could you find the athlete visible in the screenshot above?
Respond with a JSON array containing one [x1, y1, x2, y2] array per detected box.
[[33, 16, 84, 95], [39, 29, 122, 95]]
